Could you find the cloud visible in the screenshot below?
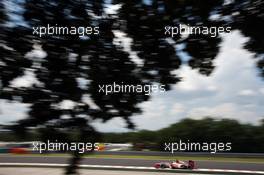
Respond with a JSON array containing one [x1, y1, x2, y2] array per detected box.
[[259, 88, 264, 95], [91, 117, 129, 133], [10, 70, 41, 88], [104, 4, 122, 15], [59, 100, 76, 110], [170, 103, 185, 115], [113, 30, 143, 66], [238, 89, 256, 96], [118, 30, 264, 130], [25, 44, 47, 60], [0, 31, 264, 132], [173, 65, 218, 92], [0, 100, 30, 124]]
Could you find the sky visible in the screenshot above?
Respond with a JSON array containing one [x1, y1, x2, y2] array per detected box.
[[1, 30, 263, 132], [90, 30, 264, 132], [1, 2, 264, 132]]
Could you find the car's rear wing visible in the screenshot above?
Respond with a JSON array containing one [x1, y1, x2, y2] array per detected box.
[[188, 160, 195, 169]]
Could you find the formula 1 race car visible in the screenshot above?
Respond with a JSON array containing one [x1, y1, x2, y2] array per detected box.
[[154, 160, 195, 169]]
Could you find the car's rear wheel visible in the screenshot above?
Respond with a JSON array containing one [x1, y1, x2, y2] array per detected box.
[[160, 164, 166, 169]]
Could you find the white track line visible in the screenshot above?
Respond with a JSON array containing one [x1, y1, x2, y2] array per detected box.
[[0, 163, 264, 174], [197, 168, 264, 174]]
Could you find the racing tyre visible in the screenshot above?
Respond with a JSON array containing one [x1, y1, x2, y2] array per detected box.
[[160, 164, 166, 169]]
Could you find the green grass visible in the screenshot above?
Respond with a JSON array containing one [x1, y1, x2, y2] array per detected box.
[[2, 153, 264, 163]]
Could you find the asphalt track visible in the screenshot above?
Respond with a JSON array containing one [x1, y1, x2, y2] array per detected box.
[[0, 155, 263, 171], [0, 167, 208, 175]]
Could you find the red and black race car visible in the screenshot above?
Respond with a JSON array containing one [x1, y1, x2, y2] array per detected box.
[[154, 160, 195, 169]]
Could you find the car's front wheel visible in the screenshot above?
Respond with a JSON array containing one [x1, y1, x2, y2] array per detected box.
[[181, 165, 187, 169]]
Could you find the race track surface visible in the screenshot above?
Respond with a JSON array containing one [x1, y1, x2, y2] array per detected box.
[[0, 155, 263, 171], [0, 167, 208, 175]]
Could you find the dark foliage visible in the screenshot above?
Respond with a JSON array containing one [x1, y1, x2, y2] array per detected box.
[[0, 0, 264, 174]]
